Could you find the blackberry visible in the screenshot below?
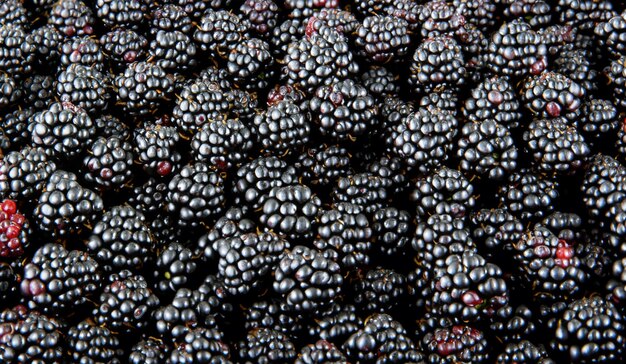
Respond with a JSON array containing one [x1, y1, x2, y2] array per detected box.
[[470, 208, 524, 254], [389, 107, 458, 175], [608, 256, 626, 306], [296, 340, 347, 364], [364, 156, 408, 195], [521, 71, 586, 121], [595, 10, 626, 58], [196, 206, 255, 260], [419, 89, 459, 116], [308, 79, 378, 143], [59, 36, 105, 71], [237, 328, 296, 363], [27, 25, 63, 68], [412, 213, 476, 269], [0, 0, 28, 28], [489, 304, 539, 343], [95, 0, 148, 30], [464, 74, 522, 129], [313, 202, 372, 268], [86, 205, 155, 273], [266, 84, 305, 106], [190, 119, 253, 170], [332, 173, 388, 215], [22, 74, 55, 111], [100, 28, 148, 67], [253, 98, 310, 154], [283, 27, 358, 93], [296, 144, 352, 186], [0, 146, 57, 201], [33, 170, 103, 237], [283, 0, 339, 18], [217, 231, 288, 296], [273, 245, 343, 314], [243, 299, 302, 337], [169, 327, 231, 363], [554, 49, 598, 93], [361, 65, 400, 100], [0, 107, 32, 151], [579, 98, 619, 146], [133, 121, 182, 178], [67, 319, 123, 363], [240, 0, 279, 38], [371, 206, 411, 257], [513, 225, 588, 302], [115, 61, 175, 116], [411, 166, 475, 219], [150, 4, 193, 35], [498, 170, 560, 223], [269, 18, 304, 58], [607, 56, 626, 109], [582, 154, 626, 224], [56, 63, 111, 114], [48, 0, 95, 36], [549, 296, 624, 363], [193, 9, 249, 58], [416, 0, 466, 38], [501, 0, 552, 27], [0, 308, 65, 363], [233, 156, 298, 211], [0, 261, 19, 301], [452, 0, 496, 33], [93, 270, 160, 333], [457, 119, 518, 181], [308, 303, 362, 344], [259, 184, 321, 241], [423, 325, 489, 364], [154, 242, 197, 294], [227, 38, 275, 91], [496, 340, 554, 364], [0, 24, 36, 78], [0, 73, 21, 110], [0, 199, 29, 259], [150, 30, 197, 71], [165, 162, 225, 228], [408, 35, 466, 95], [94, 114, 130, 140], [483, 19, 548, 78], [308, 8, 359, 34], [355, 15, 411, 64], [557, 0, 615, 32], [352, 268, 407, 314], [128, 338, 166, 364], [342, 313, 422, 363], [384, 1, 420, 30]]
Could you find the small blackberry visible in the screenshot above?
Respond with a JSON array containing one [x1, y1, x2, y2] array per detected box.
[[470, 208, 524, 254], [93, 270, 160, 333], [296, 144, 352, 186], [56, 63, 111, 114], [579, 98, 619, 146], [115, 61, 175, 116], [169, 327, 231, 363], [128, 338, 166, 364], [521, 71, 586, 121], [67, 319, 123, 363], [0, 199, 29, 259], [355, 15, 411, 64], [352, 268, 407, 314], [48, 0, 95, 36], [259, 184, 321, 241], [273, 245, 343, 314], [86, 205, 155, 273], [94, 114, 130, 139], [233, 156, 298, 211], [190, 119, 253, 170], [0, 0, 28, 28], [240, 0, 279, 38], [0, 308, 65, 363], [150, 4, 193, 35], [0, 24, 36, 78], [453, 0, 496, 33], [0, 73, 21, 110], [95, 0, 149, 30], [21, 243, 101, 314], [423, 325, 489, 364], [296, 340, 347, 364], [154, 242, 197, 294], [0, 107, 32, 151], [0, 146, 57, 202], [332, 172, 388, 216], [33, 170, 103, 237], [237, 328, 296, 363], [371, 206, 411, 257], [308, 303, 362, 345], [133, 121, 182, 178], [408, 35, 466, 95], [100, 28, 148, 68], [498, 170, 560, 223], [410, 166, 475, 219], [59, 36, 105, 71], [27, 25, 63, 68], [22, 74, 55, 111], [149, 30, 197, 71], [361, 66, 400, 100], [193, 9, 249, 58]]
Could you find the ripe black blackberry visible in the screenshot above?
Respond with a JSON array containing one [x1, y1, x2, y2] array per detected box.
[[558, 0, 615, 32], [0, 261, 19, 302], [0, 73, 21, 110], [464, 74, 522, 128], [0, 24, 36, 78], [364, 155, 408, 196], [67, 319, 123, 363], [169, 327, 231, 363], [0, 308, 65, 363], [227, 38, 275, 91], [165, 162, 226, 228], [342, 313, 423, 363], [307, 8, 359, 34], [233, 156, 298, 211], [470, 208, 524, 255], [457, 119, 518, 181], [582, 154, 626, 223], [595, 10, 626, 58], [56, 63, 111, 114], [0, 199, 29, 259], [133, 121, 182, 178], [100, 28, 148, 68], [22, 74, 55, 111], [243, 299, 303, 338], [150, 4, 193, 35], [608, 256, 626, 306], [0, 107, 32, 151], [154, 242, 197, 294], [194, 9, 249, 58], [86, 205, 156, 273], [150, 30, 198, 71], [483, 19, 548, 78], [521, 71, 586, 122], [371, 206, 411, 257], [93, 270, 160, 333], [352, 268, 407, 314], [239, 0, 279, 38], [296, 340, 348, 364], [269, 18, 304, 57], [0, 146, 57, 202], [115, 61, 175, 117], [0, 0, 28, 28], [308, 303, 362, 344], [21, 243, 101, 314], [513, 225, 588, 303], [217, 231, 288, 296], [273, 245, 343, 314], [411, 166, 475, 219], [48, 0, 95, 36], [283, 0, 339, 18], [237, 328, 296, 363], [579, 98, 619, 146], [128, 338, 166, 364], [419, 89, 460, 116], [253, 99, 309, 155], [332, 172, 388, 216], [501, 0, 552, 27], [549, 296, 624, 363], [95, 0, 148, 30], [498, 170, 560, 223], [452, 0, 496, 33], [361, 65, 400, 101], [408, 35, 466, 95], [423, 325, 489, 364], [59, 36, 105, 71], [554, 49, 599, 93], [355, 15, 411, 64], [94, 114, 130, 140], [495, 340, 554, 364], [259, 184, 321, 241], [389, 106, 458, 175], [314, 202, 373, 268], [33, 170, 103, 237], [196, 206, 255, 260], [27, 25, 63, 68], [190, 118, 252, 170], [296, 144, 351, 186]]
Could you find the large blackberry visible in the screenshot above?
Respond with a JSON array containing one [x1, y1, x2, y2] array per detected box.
[[0, 308, 65, 363], [67, 319, 123, 363], [86, 205, 155, 273], [233, 156, 298, 210], [56, 63, 111, 114], [165, 162, 226, 228], [408, 35, 466, 95], [100, 28, 148, 68], [498, 170, 560, 223], [133, 121, 182, 178], [253, 98, 310, 154], [521, 71, 586, 121], [273, 245, 343, 314], [579, 98, 619, 146], [59, 36, 105, 71], [95, 0, 149, 30], [470, 208, 524, 255], [240, 0, 279, 38], [168, 327, 231, 363], [355, 15, 411, 64], [93, 270, 160, 333], [115, 61, 175, 116], [0, 24, 36, 78], [308, 79, 378, 143], [314, 202, 372, 268], [33, 170, 103, 237], [422, 325, 489, 364], [48, 0, 95, 36], [411, 166, 475, 219], [548, 296, 624, 363], [237, 328, 296, 363], [190, 118, 253, 170], [296, 340, 348, 364], [150, 4, 193, 35], [389, 107, 458, 175], [227, 38, 275, 91], [154, 242, 197, 294], [464, 74, 522, 129], [216, 231, 288, 296], [193, 9, 249, 58], [149, 30, 197, 71], [0, 146, 57, 202]]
